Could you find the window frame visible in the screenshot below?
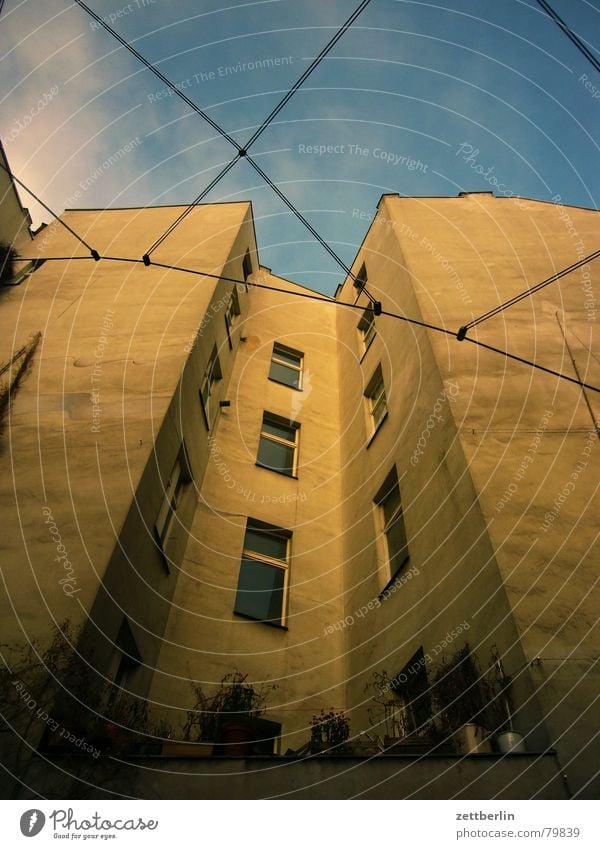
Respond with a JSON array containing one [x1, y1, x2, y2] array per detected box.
[[256, 413, 300, 478], [353, 261, 368, 291], [224, 287, 241, 349], [268, 342, 304, 390], [365, 364, 388, 437], [389, 648, 431, 737], [358, 308, 376, 355], [374, 466, 410, 589], [234, 520, 292, 627], [154, 444, 193, 563], [199, 345, 222, 429]]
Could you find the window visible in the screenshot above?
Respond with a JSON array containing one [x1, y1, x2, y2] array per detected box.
[[242, 249, 253, 284], [199, 346, 222, 428], [353, 261, 367, 291], [375, 466, 409, 583], [358, 308, 376, 353], [155, 445, 192, 554], [268, 343, 303, 389], [389, 648, 431, 737], [257, 413, 299, 476], [234, 521, 291, 626], [365, 365, 387, 434], [224, 288, 240, 348], [110, 619, 142, 699]]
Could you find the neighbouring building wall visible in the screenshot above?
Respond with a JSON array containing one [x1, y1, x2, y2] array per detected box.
[[373, 193, 599, 797], [0, 203, 255, 691], [334, 202, 547, 756], [0, 142, 33, 253]]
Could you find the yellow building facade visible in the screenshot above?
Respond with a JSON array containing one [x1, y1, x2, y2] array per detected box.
[[0, 190, 597, 799]]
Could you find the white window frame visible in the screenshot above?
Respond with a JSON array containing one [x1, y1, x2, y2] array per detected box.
[[235, 522, 291, 626], [257, 414, 299, 477], [365, 365, 387, 434], [374, 467, 409, 588], [269, 342, 303, 389]]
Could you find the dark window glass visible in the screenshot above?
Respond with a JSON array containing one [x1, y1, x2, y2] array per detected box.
[[262, 420, 295, 441], [269, 360, 301, 388], [273, 348, 301, 368], [235, 557, 285, 624], [257, 438, 295, 475], [386, 509, 409, 576], [245, 528, 287, 561], [375, 467, 410, 581], [382, 483, 401, 527], [391, 648, 431, 732], [243, 250, 252, 281]]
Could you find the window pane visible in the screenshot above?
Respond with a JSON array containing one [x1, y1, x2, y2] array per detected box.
[[269, 361, 301, 388], [386, 510, 409, 575], [382, 484, 401, 527], [262, 420, 296, 442], [245, 528, 287, 562], [371, 378, 384, 402], [235, 558, 285, 624], [273, 347, 301, 367], [372, 395, 387, 426], [257, 436, 295, 475]]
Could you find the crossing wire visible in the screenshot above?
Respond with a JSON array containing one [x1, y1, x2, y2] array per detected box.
[[0, 162, 100, 259], [16, 250, 597, 393], [75, 0, 374, 271], [243, 0, 374, 152], [535, 0, 600, 73], [464, 248, 600, 330], [72, 0, 242, 152]]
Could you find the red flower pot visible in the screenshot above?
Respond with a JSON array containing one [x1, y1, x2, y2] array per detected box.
[[220, 720, 255, 756]]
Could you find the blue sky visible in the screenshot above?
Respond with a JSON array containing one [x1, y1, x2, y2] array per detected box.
[[1, 0, 599, 293]]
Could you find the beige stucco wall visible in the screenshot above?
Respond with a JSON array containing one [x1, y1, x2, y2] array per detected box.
[[346, 192, 599, 797], [333, 202, 547, 760], [0, 143, 32, 252], [149, 269, 347, 752], [0, 203, 256, 684], [1, 192, 597, 799]]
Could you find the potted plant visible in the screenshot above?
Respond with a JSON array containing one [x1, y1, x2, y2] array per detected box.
[[431, 644, 492, 754], [161, 681, 219, 757], [363, 669, 449, 754], [162, 672, 276, 758], [309, 708, 350, 753], [217, 671, 273, 756]]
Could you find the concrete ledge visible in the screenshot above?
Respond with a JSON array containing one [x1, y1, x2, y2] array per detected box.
[[20, 751, 568, 800]]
